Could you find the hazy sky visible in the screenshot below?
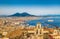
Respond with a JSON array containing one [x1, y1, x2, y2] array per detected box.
[[0, 0, 60, 15]]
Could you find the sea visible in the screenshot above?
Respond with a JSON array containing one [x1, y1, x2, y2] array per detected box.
[[27, 17, 60, 28]]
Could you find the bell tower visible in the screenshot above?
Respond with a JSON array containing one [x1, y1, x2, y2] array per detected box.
[[35, 22, 43, 39], [35, 22, 43, 35], [36, 22, 42, 29]]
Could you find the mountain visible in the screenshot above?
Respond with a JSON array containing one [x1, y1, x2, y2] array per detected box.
[[8, 12, 35, 17], [0, 12, 60, 17]]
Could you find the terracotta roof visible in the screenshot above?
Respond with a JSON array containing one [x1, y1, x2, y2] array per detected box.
[[44, 28, 54, 32]]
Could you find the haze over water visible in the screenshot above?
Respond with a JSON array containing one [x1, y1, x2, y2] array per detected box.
[[27, 17, 60, 27]]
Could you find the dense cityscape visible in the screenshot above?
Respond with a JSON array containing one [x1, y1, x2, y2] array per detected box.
[[0, 17, 60, 39]]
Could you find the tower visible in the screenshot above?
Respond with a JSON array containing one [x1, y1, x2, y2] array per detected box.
[[36, 22, 42, 29], [35, 22, 43, 39], [35, 22, 43, 35]]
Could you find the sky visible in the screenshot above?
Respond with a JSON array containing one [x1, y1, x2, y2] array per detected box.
[[0, 0, 60, 15]]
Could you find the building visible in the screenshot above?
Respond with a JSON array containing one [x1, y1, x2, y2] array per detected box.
[[0, 22, 60, 39]]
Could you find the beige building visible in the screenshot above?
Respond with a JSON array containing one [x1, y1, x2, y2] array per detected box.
[[0, 22, 60, 39]]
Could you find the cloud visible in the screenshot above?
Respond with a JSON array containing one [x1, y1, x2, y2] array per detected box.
[[0, 6, 60, 15]]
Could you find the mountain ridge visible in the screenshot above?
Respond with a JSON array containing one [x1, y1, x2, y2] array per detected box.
[[8, 12, 35, 17], [0, 12, 60, 17]]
